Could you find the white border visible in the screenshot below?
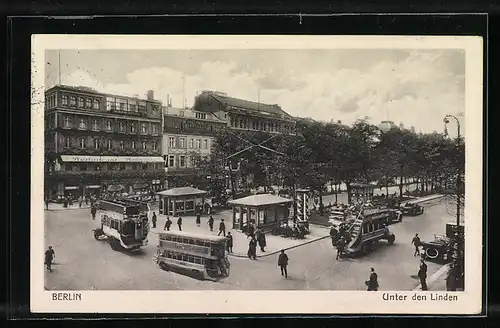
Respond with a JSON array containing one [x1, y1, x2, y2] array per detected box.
[[31, 35, 484, 314]]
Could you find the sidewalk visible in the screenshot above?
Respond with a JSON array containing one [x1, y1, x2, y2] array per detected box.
[[149, 210, 331, 259], [412, 263, 450, 291], [45, 203, 92, 211]]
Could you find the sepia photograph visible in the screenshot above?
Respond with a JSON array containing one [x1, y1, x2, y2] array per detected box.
[[31, 35, 483, 314]]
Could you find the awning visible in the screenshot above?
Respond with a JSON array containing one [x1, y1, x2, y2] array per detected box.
[[133, 182, 149, 189], [108, 185, 125, 192], [60, 155, 165, 163], [64, 186, 79, 190], [86, 185, 101, 189]]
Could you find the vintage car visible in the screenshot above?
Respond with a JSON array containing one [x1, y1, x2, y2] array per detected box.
[[400, 202, 425, 216], [383, 208, 404, 224], [421, 234, 453, 263]]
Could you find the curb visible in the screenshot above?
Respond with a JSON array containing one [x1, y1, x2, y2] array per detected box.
[[412, 263, 450, 291], [45, 207, 91, 212], [228, 235, 331, 259]]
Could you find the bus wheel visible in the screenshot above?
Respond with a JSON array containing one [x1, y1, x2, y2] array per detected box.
[[387, 234, 395, 245], [425, 247, 439, 259], [93, 229, 102, 240], [361, 242, 373, 255], [109, 238, 120, 251], [192, 270, 203, 280], [159, 262, 169, 271]]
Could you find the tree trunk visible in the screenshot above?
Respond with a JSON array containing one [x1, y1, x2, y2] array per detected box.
[[346, 183, 352, 204], [385, 182, 389, 200], [334, 183, 338, 204], [399, 166, 404, 200]]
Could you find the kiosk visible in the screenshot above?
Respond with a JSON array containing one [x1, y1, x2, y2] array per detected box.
[[157, 187, 207, 216], [228, 194, 292, 232]]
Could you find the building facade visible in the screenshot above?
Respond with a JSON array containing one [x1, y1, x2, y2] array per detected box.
[[162, 106, 227, 187], [44, 85, 164, 199]]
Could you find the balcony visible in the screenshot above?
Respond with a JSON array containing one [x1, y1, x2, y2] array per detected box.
[[47, 169, 164, 180]]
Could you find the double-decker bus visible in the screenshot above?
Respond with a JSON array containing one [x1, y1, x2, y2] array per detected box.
[[153, 231, 230, 281], [93, 199, 149, 251]]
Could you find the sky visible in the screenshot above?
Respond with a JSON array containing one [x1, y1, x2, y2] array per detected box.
[[45, 49, 465, 135]]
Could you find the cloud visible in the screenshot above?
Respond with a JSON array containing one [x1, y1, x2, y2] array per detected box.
[[57, 50, 465, 134]]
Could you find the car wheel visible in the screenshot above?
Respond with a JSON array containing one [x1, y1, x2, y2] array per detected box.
[[93, 229, 102, 240], [109, 238, 120, 251], [387, 234, 395, 245], [425, 247, 439, 259]]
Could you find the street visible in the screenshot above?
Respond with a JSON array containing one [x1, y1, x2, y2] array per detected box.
[[44, 196, 451, 291]]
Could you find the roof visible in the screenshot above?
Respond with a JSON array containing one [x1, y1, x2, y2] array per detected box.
[[158, 230, 228, 242], [228, 194, 292, 207], [156, 187, 207, 197], [210, 93, 291, 118]]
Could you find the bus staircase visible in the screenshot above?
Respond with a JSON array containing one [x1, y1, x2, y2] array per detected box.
[[344, 207, 365, 252]]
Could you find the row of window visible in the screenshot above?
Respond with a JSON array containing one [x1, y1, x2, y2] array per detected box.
[[45, 95, 57, 108], [160, 250, 205, 265], [64, 137, 158, 151], [230, 117, 294, 134], [362, 222, 387, 234], [61, 94, 102, 109], [62, 116, 159, 134], [168, 136, 210, 149], [164, 154, 207, 168], [160, 234, 217, 247], [106, 96, 147, 113], [63, 162, 162, 172]]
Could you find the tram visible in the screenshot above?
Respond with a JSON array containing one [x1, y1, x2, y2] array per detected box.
[[93, 199, 150, 251], [343, 207, 396, 256]]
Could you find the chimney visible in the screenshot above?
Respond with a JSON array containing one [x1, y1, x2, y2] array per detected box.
[[147, 90, 154, 101]]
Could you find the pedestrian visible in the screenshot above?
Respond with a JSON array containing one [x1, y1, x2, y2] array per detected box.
[[226, 232, 233, 253], [91, 205, 97, 220], [208, 216, 214, 232], [412, 233, 422, 257], [247, 223, 255, 238], [218, 219, 226, 236], [196, 212, 201, 227], [278, 249, 289, 278], [177, 217, 182, 231], [366, 268, 379, 291], [152, 212, 157, 229], [45, 198, 49, 210], [45, 246, 55, 272], [257, 230, 266, 252], [85, 195, 88, 206], [164, 217, 172, 231], [78, 196, 83, 208], [418, 259, 428, 291], [247, 237, 257, 260], [63, 197, 68, 208], [336, 237, 346, 260]]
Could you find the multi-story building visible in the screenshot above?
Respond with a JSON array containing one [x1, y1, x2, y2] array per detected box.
[[162, 106, 227, 187], [44, 85, 164, 199], [192, 90, 296, 135]]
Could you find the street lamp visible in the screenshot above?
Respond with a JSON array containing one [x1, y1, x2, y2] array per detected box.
[[443, 114, 464, 291]]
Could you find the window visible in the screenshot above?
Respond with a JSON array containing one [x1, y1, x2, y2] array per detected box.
[[62, 95, 68, 106], [92, 119, 99, 130], [152, 141, 157, 151], [70, 96, 77, 106], [141, 123, 147, 134], [168, 155, 175, 167], [138, 101, 147, 112], [169, 137, 175, 148], [106, 121, 112, 131], [130, 123, 136, 133], [79, 138, 86, 148], [86, 98, 92, 108], [131, 141, 136, 149], [119, 122, 125, 132], [179, 137, 186, 148], [195, 112, 207, 120], [203, 139, 208, 149], [117, 98, 127, 111], [106, 97, 115, 111], [189, 139, 194, 149], [63, 116, 71, 128], [78, 118, 86, 129], [179, 155, 186, 168], [107, 140, 112, 149], [120, 141, 124, 150], [93, 139, 100, 149], [79, 163, 87, 171], [142, 141, 147, 150], [196, 139, 201, 149], [152, 124, 158, 135], [78, 97, 84, 108], [129, 101, 137, 112], [64, 137, 71, 148], [93, 99, 100, 109]]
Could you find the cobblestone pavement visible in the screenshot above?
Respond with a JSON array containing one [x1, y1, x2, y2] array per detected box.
[[44, 196, 451, 291]]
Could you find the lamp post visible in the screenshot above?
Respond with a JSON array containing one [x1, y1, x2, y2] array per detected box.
[[443, 114, 463, 291]]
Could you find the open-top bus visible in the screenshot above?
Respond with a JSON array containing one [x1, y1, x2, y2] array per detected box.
[[153, 231, 230, 281], [93, 199, 149, 251]]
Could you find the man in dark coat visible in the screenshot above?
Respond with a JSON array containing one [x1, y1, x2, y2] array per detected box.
[[164, 217, 172, 231], [45, 246, 55, 272], [412, 233, 422, 257], [208, 216, 214, 232], [366, 268, 379, 291], [177, 217, 183, 231], [257, 230, 266, 252], [91, 205, 97, 220], [247, 224, 255, 238], [226, 232, 233, 253], [45, 198, 49, 210], [336, 237, 346, 260], [247, 237, 257, 260], [218, 219, 226, 236], [278, 250, 289, 278], [196, 212, 201, 227], [418, 259, 428, 290], [151, 212, 157, 228]]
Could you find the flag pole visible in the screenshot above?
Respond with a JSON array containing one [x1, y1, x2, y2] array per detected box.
[[58, 50, 62, 85]]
